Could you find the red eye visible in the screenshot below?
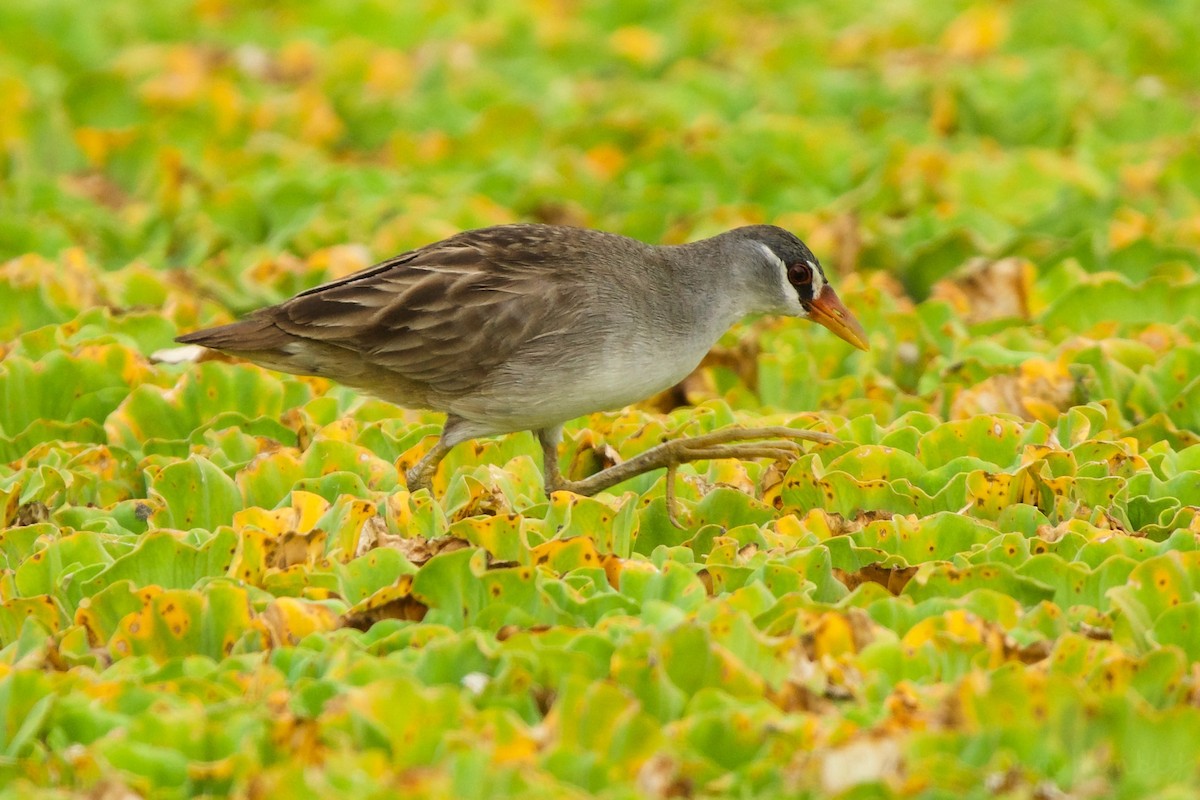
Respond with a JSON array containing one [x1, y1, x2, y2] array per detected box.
[[788, 263, 813, 285]]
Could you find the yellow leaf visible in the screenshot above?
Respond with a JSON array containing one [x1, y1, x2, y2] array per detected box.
[[811, 612, 857, 658], [608, 26, 665, 66], [365, 50, 414, 95], [73, 127, 136, 168], [307, 244, 372, 281], [139, 46, 207, 107], [493, 730, 539, 764], [1119, 159, 1164, 196], [883, 682, 927, 732], [156, 147, 186, 215], [1174, 213, 1200, 249], [466, 193, 517, 226], [530, 535, 604, 572], [277, 40, 319, 81], [209, 77, 243, 136], [194, 0, 228, 20], [930, 83, 957, 135], [583, 144, 627, 181], [0, 76, 30, 146], [941, 4, 1009, 58], [297, 86, 344, 145], [260, 596, 339, 646], [316, 417, 359, 443], [1108, 206, 1150, 249], [903, 609, 983, 649]]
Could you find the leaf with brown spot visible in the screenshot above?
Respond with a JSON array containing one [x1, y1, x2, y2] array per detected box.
[[340, 574, 429, 630], [835, 560, 919, 594], [260, 596, 339, 646], [529, 536, 605, 573], [269, 528, 328, 570], [375, 534, 471, 568]]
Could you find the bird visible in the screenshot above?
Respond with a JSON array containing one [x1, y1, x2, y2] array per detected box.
[[177, 223, 868, 506]]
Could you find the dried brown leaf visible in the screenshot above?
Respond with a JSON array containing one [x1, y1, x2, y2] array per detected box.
[[931, 257, 1034, 323]]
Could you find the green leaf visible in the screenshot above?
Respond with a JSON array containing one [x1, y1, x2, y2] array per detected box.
[[147, 455, 242, 531], [83, 529, 237, 594]]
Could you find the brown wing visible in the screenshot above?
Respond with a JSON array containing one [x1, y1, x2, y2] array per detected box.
[[182, 226, 588, 395]]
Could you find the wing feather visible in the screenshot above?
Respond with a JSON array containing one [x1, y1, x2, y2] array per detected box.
[[260, 226, 588, 393]]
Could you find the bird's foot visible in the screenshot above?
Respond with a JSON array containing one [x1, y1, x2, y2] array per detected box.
[[546, 426, 837, 528], [404, 463, 434, 494], [404, 438, 453, 495]]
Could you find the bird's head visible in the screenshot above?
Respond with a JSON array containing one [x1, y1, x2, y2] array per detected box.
[[737, 225, 869, 351]]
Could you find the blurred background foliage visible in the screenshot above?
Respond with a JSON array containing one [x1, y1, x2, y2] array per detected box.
[[2, 0, 1198, 300], [3, 0, 1200, 798]]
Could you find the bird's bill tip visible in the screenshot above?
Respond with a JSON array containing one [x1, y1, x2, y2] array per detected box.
[[807, 286, 869, 350]]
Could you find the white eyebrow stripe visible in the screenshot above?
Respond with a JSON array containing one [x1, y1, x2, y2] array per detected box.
[[758, 242, 787, 271], [758, 242, 804, 313]]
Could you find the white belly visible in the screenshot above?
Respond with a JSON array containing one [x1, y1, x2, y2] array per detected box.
[[447, 330, 712, 434]]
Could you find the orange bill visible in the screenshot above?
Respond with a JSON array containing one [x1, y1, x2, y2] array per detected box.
[[807, 285, 869, 350]]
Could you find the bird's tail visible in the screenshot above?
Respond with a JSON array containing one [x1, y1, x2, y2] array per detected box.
[[175, 314, 323, 376], [175, 314, 292, 351]]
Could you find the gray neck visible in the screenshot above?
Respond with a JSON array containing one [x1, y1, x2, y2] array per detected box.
[[657, 231, 785, 324], [585, 228, 795, 349]]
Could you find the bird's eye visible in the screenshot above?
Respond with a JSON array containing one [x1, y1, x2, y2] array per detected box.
[[788, 263, 813, 286]]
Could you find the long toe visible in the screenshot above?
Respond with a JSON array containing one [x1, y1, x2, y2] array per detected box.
[[548, 427, 835, 498], [545, 477, 590, 496], [671, 426, 837, 449], [673, 440, 806, 462]]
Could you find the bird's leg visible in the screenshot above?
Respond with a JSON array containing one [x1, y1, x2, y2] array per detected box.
[[404, 436, 454, 494], [545, 425, 837, 525], [536, 425, 567, 494], [663, 462, 684, 529], [537, 423, 685, 527]]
